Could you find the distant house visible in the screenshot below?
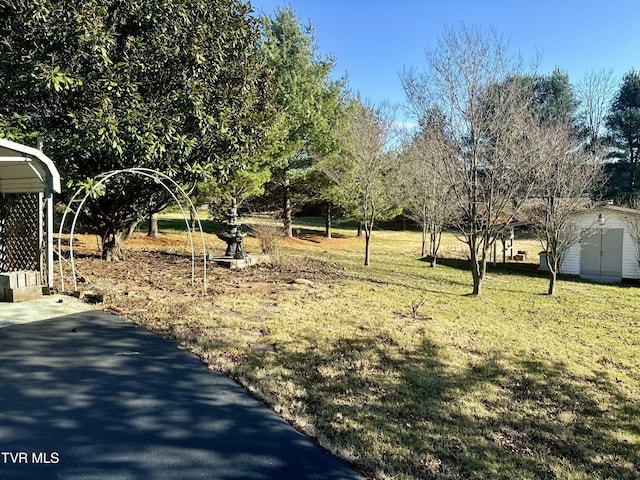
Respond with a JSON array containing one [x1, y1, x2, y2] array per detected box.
[[558, 205, 640, 282]]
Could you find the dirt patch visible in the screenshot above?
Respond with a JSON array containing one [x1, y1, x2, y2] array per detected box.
[[239, 328, 265, 337], [56, 240, 344, 325], [245, 308, 275, 323], [53, 234, 346, 377]]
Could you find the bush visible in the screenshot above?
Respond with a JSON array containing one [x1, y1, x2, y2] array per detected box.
[[248, 220, 284, 255]]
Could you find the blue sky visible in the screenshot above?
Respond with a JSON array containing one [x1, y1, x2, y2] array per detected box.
[[249, 0, 639, 117]]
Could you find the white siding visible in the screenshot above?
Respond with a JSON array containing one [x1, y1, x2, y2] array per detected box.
[[559, 242, 581, 275], [621, 222, 640, 280]]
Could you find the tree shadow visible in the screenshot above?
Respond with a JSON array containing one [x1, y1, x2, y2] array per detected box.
[[256, 334, 640, 479], [152, 217, 222, 235], [291, 228, 350, 241], [343, 260, 470, 294], [428, 256, 548, 280], [422, 256, 471, 271], [0, 313, 360, 480]]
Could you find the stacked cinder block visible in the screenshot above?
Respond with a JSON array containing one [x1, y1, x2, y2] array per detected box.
[[0, 271, 42, 302]]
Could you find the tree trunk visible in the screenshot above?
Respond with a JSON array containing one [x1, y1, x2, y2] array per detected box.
[[471, 266, 482, 296], [190, 206, 198, 231], [469, 244, 484, 296], [421, 223, 427, 258], [102, 221, 138, 261], [357, 222, 363, 237], [547, 257, 558, 295], [102, 232, 127, 261], [325, 203, 332, 239], [548, 270, 557, 296], [429, 227, 439, 267], [147, 213, 158, 238], [282, 175, 293, 238], [501, 237, 507, 263], [364, 231, 371, 266]]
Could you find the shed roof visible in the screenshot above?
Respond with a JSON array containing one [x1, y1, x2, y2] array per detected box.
[[572, 204, 640, 218], [0, 138, 61, 194], [598, 204, 640, 217]]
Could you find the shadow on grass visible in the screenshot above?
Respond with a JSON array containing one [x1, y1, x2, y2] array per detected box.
[[293, 228, 350, 241], [420, 256, 471, 271], [424, 256, 548, 279], [254, 225, 351, 242], [251, 335, 640, 479], [343, 259, 471, 294], [140, 217, 223, 235]]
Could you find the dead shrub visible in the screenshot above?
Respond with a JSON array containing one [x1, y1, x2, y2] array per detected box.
[[248, 221, 284, 255]]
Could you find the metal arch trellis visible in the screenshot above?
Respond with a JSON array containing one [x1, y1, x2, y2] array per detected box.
[[58, 168, 207, 293]]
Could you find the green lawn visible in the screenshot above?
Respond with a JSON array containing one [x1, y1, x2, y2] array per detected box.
[[110, 215, 640, 479]]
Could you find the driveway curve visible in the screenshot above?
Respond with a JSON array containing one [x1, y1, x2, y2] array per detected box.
[[0, 310, 362, 479]]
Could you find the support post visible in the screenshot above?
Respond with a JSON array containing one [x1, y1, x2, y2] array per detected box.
[[45, 192, 54, 290], [38, 138, 55, 292]]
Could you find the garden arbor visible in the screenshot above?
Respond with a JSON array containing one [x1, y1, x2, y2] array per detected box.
[[58, 168, 207, 293], [0, 138, 60, 293]]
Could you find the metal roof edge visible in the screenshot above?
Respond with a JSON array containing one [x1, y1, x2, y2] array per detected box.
[[0, 138, 61, 194]]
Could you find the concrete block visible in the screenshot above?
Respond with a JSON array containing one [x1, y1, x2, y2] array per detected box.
[[25, 271, 41, 286], [213, 254, 269, 270], [0, 271, 44, 302], [0, 272, 17, 289], [1, 285, 42, 302], [0, 271, 42, 289]]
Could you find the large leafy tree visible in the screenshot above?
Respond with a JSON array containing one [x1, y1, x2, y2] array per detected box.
[[257, 6, 344, 237], [0, 0, 273, 259], [607, 69, 640, 197]]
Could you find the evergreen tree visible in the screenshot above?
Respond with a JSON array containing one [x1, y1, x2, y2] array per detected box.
[[257, 6, 344, 237], [533, 68, 579, 124], [607, 69, 640, 197], [0, 0, 273, 259]]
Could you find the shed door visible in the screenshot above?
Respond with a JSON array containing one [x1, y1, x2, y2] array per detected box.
[[580, 228, 623, 279]]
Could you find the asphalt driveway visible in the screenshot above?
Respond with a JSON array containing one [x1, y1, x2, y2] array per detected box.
[[0, 310, 361, 479]]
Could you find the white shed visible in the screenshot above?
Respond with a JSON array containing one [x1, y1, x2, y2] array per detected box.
[[0, 138, 61, 296], [559, 205, 640, 282]]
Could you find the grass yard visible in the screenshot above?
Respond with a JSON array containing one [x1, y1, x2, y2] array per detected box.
[[63, 214, 640, 479]]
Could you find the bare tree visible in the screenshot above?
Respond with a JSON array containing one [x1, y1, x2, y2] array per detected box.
[[402, 26, 544, 295], [400, 109, 454, 265], [575, 68, 617, 154], [320, 100, 399, 266], [525, 121, 604, 295]]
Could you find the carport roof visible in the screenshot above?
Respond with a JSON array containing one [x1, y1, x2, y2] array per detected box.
[[0, 138, 61, 194]]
